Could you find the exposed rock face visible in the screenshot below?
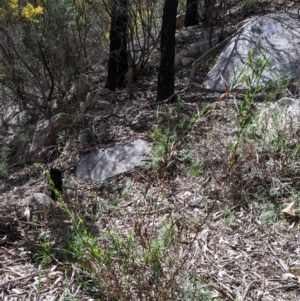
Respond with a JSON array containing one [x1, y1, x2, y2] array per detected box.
[[29, 114, 71, 161], [0, 105, 32, 128], [67, 74, 91, 101], [80, 88, 112, 113], [256, 97, 300, 142], [23, 193, 54, 220], [204, 10, 300, 91], [174, 37, 218, 70], [176, 14, 185, 29], [8, 111, 32, 127], [76, 139, 151, 182]]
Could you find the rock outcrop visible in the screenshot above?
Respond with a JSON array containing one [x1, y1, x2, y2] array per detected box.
[[204, 10, 300, 91]]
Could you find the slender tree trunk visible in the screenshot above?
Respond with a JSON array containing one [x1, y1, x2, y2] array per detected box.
[[105, 0, 128, 91], [157, 0, 178, 101], [203, 0, 214, 23], [184, 0, 198, 27], [203, 0, 216, 47]]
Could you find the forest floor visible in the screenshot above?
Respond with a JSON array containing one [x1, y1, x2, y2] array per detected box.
[[1, 1, 300, 300]]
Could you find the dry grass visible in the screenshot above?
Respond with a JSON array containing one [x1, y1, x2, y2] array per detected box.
[[2, 81, 300, 300], [1, 1, 300, 299]]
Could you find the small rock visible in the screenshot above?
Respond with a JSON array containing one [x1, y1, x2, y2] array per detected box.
[[67, 74, 91, 100], [94, 100, 112, 110], [282, 202, 298, 218], [1, 105, 18, 124], [24, 193, 54, 220], [175, 53, 185, 70], [256, 97, 300, 142], [79, 101, 89, 114], [26, 192, 54, 207], [198, 37, 218, 53], [182, 57, 194, 67], [178, 49, 189, 56], [86, 88, 111, 103], [0, 146, 11, 158], [50, 99, 58, 110], [187, 43, 201, 57]]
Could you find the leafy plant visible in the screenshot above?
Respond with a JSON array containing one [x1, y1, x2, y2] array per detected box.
[[0, 0, 100, 118], [223, 209, 236, 227], [34, 229, 54, 267], [31, 107, 216, 299], [229, 45, 270, 167], [67, 215, 210, 300], [196, 53, 218, 74], [264, 75, 289, 101], [259, 203, 278, 227], [188, 164, 201, 177], [241, 0, 255, 16], [148, 100, 210, 177], [148, 124, 177, 172], [179, 277, 213, 301], [0, 157, 8, 179]]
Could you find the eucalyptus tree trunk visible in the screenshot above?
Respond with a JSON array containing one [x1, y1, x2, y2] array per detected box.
[[157, 0, 178, 101], [185, 0, 198, 27], [105, 0, 128, 91]]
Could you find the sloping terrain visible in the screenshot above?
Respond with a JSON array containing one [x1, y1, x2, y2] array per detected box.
[[1, 1, 300, 301]]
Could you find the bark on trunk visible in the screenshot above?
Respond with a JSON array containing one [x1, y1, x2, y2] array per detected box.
[[105, 0, 128, 91], [185, 0, 198, 27], [157, 0, 178, 101]]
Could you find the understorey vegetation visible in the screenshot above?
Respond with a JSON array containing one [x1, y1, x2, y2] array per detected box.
[[1, 1, 300, 300]]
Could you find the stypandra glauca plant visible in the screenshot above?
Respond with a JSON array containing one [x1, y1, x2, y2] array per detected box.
[[34, 163, 76, 223], [228, 44, 270, 168], [35, 159, 214, 299], [148, 98, 211, 178]]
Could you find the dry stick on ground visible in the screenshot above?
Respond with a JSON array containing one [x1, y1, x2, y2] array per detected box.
[[131, 93, 178, 112], [1, 272, 39, 287], [242, 280, 262, 300]]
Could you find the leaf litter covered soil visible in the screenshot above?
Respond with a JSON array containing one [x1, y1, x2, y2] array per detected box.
[[2, 2, 300, 301], [2, 81, 300, 300]]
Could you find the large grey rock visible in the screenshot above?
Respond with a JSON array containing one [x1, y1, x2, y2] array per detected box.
[[204, 11, 300, 91], [256, 97, 300, 142], [76, 139, 151, 182]]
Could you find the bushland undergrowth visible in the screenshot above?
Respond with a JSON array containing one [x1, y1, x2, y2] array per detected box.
[[32, 100, 218, 300], [15, 40, 300, 301], [0, 0, 298, 299]]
